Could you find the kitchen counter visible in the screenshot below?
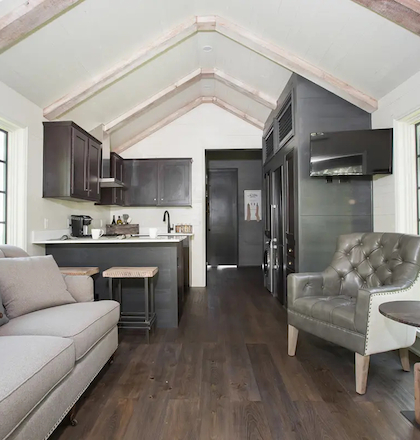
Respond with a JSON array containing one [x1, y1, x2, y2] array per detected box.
[[40, 235, 192, 328], [33, 235, 189, 245]]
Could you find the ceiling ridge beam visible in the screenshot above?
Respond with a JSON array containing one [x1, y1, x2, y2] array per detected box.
[[43, 14, 378, 120], [104, 68, 202, 133], [104, 68, 276, 133], [113, 96, 264, 153], [351, 0, 420, 35], [44, 16, 199, 120], [0, 0, 84, 53], [214, 16, 377, 112]]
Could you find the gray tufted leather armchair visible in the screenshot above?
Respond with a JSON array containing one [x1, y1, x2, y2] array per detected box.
[[287, 232, 420, 394]]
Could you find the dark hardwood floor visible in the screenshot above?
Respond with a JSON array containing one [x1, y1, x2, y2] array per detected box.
[[54, 267, 420, 440]]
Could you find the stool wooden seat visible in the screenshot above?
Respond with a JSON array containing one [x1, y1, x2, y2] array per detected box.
[[103, 266, 158, 343], [103, 267, 158, 278], [60, 267, 99, 277]]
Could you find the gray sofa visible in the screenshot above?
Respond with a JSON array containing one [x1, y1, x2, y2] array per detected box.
[[288, 232, 420, 394], [0, 246, 120, 440]]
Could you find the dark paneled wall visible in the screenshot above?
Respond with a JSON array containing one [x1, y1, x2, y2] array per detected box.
[[264, 75, 373, 275], [207, 150, 263, 267], [295, 77, 372, 272]]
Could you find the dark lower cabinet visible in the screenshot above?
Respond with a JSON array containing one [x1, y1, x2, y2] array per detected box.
[[44, 121, 102, 202]]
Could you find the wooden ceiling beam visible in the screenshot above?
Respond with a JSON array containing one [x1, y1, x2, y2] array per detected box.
[[0, 0, 83, 53], [113, 97, 204, 154], [104, 69, 202, 133], [105, 68, 276, 133], [351, 0, 420, 35], [43, 17, 198, 120], [44, 15, 378, 120], [113, 96, 264, 153]]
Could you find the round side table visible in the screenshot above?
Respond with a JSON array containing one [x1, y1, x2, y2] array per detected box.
[[379, 301, 420, 428]]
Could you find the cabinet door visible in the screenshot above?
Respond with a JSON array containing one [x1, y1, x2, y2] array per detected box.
[[87, 139, 101, 201], [158, 160, 191, 206], [71, 128, 88, 198], [125, 160, 158, 206]]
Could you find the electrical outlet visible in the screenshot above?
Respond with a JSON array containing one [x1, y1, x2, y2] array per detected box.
[[43, 218, 49, 229]]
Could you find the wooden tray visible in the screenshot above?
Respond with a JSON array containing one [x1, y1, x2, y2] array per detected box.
[[106, 224, 139, 235]]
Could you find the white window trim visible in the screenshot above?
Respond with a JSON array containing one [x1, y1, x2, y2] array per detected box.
[[394, 109, 420, 235], [0, 117, 28, 250]]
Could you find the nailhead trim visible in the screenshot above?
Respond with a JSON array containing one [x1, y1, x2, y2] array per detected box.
[[364, 275, 420, 355]]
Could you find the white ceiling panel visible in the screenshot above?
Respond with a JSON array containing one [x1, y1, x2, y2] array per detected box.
[[62, 35, 200, 131], [0, 0, 419, 140]]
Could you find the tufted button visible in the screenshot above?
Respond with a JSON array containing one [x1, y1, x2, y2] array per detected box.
[[366, 257, 370, 260], [321, 285, 324, 289], [341, 277, 345, 281]]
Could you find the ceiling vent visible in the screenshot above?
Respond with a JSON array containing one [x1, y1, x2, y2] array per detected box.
[[264, 128, 274, 162], [277, 94, 293, 148]]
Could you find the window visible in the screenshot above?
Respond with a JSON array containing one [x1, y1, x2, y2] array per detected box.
[[417, 123, 420, 233], [0, 129, 7, 244]]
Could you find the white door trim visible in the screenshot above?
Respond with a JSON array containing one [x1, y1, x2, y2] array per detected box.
[[394, 109, 420, 235]]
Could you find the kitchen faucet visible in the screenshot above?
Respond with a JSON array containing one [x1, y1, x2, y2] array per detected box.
[[163, 210, 173, 233]]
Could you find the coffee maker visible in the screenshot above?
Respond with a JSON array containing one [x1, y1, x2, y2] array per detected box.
[[70, 215, 92, 237]]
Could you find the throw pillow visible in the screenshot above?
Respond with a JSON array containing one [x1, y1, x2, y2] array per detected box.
[[0, 255, 76, 319], [0, 292, 8, 326]]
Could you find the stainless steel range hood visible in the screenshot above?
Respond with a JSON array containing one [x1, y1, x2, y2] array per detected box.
[[99, 178, 126, 188]]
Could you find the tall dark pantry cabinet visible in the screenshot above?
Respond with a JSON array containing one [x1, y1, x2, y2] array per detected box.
[[263, 75, 373, 305]]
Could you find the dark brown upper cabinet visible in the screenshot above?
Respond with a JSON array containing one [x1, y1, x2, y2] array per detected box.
[[43, 121, 102, 202], [124, 158, 191, 207], [158, 160, 191, 206], [99, 152, 126, 206]]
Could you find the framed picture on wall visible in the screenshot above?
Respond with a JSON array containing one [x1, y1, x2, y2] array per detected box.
[[244, 190, 261, 222]]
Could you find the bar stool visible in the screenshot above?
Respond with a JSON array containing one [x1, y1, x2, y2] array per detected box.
[[103, 266, 158, 343]]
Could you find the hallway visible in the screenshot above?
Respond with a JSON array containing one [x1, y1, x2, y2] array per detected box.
[[55, 267, 420, 440]]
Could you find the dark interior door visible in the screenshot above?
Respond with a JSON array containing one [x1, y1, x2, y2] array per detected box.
[[207, 169, 238, 266]]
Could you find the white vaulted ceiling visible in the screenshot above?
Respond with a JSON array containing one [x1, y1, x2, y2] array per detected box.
[[0, 0, 419, 151]]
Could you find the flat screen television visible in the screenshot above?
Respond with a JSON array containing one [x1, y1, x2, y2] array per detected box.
[[310, 129, 393, 177]]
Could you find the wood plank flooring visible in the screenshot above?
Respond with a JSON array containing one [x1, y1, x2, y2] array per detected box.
[[53, 267, 420, 440]]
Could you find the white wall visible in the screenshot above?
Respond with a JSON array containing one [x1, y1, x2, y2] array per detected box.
[[0, 79, 109, 255], [112, 104, 262, 287], [371, 70, 420, 233]]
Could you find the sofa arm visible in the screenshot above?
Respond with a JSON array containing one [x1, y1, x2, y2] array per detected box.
[[355, 282, 418, 355], [287, 272, 324, 307], [62, 274, 94, 302]]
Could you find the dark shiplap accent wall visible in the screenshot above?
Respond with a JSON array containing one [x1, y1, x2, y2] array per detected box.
[[207, 150, 263, 267]]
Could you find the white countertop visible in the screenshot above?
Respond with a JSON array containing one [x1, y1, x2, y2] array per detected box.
[[33, 234, 191, 245]]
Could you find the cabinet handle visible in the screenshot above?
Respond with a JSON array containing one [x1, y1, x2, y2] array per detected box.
[[153, 198, 156, 201], [161, 198, 163, 201]]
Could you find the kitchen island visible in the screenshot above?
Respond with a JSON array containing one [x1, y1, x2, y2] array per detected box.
[[33, 235, 190, 328]]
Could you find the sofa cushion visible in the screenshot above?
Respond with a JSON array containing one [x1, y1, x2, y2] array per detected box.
[[0, 335, 75, 440], [0, 255, 76, 319], [0, 293, 8, 327], [0, 301, 120, 361], [292, 295, 358, 332]]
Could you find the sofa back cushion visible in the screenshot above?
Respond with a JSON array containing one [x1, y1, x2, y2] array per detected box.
[[323, 232, 420, 298], [0, 255, 76, 319], [0, 293, 8, 326]]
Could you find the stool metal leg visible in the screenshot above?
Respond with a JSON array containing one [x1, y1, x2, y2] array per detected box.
[[109, 278, 113, 300], [118, 279, 123, 309], [151, 276, 156, 333], [144, 277, 150, 344]]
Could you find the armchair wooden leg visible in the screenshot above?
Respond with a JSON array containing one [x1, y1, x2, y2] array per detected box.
[[355, 353, 370, 395], [399, 348, 410, 372], [288, 325, 298, 357]]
